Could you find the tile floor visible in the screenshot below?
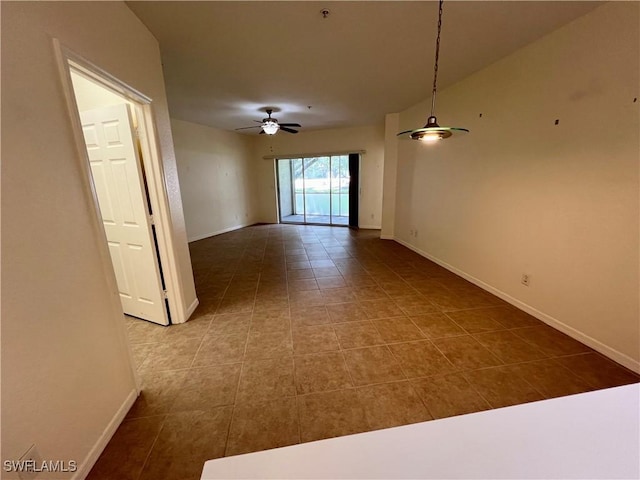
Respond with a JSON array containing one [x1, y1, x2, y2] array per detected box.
[[88, 224, 639, 480]]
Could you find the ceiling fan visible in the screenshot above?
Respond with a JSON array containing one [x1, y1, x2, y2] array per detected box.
[[235, 108, 301, 135]]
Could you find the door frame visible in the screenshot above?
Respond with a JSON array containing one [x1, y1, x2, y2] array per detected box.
[[53, 40, 189, 325], [79, 103, 169, 325]]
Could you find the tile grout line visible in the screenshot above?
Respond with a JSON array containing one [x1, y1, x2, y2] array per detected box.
[[222, 249, 258, 457], [285, 235, 305, 447], [187, 316, 215, 369], [134, 414, 168, 480]]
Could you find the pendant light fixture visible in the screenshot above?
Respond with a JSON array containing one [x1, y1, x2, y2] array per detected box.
[[397, 0, 468, 142]]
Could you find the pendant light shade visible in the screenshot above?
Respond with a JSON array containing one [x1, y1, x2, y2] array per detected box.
[[398, 116, 469, 142], [397, 0, 468, 141]]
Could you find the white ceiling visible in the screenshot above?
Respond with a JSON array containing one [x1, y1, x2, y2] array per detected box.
[[126, 1, 601, 134]]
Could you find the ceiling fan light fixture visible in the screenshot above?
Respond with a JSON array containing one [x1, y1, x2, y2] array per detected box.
[[397, 0, 468, 142], [262, 120, 280, 135], [235, 108, 301, 135]]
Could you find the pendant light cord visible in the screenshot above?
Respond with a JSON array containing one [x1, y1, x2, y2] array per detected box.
[[430, 0, 444, 117], [397, 0, 469, 139]]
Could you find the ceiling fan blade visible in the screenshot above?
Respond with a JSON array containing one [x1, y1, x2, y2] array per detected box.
[[235, 125, 262, 131], [279, 123, 302, 128], [259, 130, 265, 135], [253, 120, 264, 123], [280, 126, 298, 134]]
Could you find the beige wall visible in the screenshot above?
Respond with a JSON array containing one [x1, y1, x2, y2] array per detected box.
[[384, 2, 639, 371], [253, 125, 385, 227], [172, 119, 258, 241], [1, 2, 195, 477]]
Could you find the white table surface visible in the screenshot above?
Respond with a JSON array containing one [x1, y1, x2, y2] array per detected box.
[[202, 384, 640, 479]]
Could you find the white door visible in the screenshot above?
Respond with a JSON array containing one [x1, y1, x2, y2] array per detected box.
[[80, 104, 169, 325]]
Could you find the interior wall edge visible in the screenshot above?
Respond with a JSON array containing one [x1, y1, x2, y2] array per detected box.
[[71, 388, 138, 480], [381, 112, 400, 238], [185, 298, 200, 321], [393, 237, 640, 374]]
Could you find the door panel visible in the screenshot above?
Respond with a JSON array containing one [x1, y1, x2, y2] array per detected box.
[[107, 241, 132, 298], [80, 104, 169, 325], [277, 159, 294, 221]]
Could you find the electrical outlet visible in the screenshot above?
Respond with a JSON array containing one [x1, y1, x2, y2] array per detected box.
[[409, 229, 414, 237], [521, 274, 530, 286], [17, 444, 42, 480], [415, 229, 419, 238]]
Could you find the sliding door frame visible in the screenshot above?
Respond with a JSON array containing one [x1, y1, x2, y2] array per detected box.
[[276, 153, 359, 227]]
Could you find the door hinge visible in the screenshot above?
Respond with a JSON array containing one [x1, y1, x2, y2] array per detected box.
[[148, 214, 155, 225], [163, 289, 168, 300]]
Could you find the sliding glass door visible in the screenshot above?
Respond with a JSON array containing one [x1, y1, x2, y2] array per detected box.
[[277, 155, 351, 226]]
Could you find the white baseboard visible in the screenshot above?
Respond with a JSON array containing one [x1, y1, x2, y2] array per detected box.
[[358, 224, 382, 230], [185, 297, 200, 321], [169, 296, 201, 324], [73, 389, 138, 480], [188, 223, 254, 243], [393, 237, 640, 374], [380, 234, 394, 240]]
